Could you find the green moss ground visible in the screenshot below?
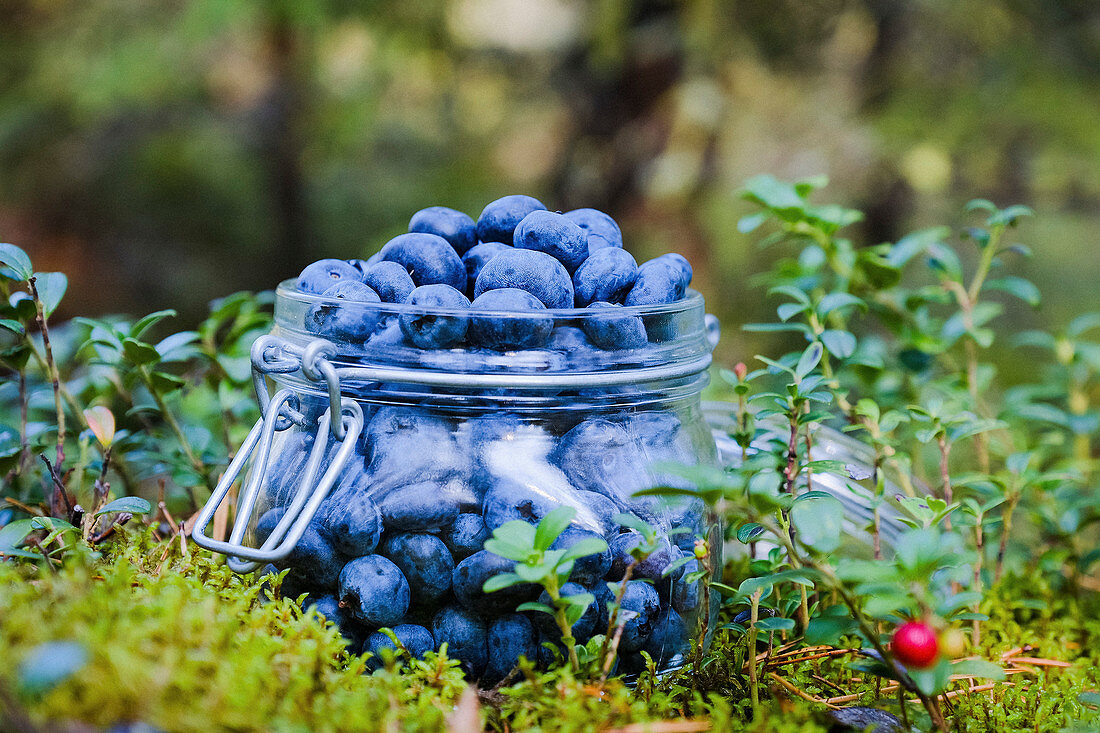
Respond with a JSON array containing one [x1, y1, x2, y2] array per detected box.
[[1, 530, 1097, 733]]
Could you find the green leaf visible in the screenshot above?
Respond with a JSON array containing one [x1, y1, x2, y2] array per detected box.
[[94, 496, 152, 517], [737, 213, 767, 233], [613, 513, 656, 541], [805, 615, 858, 645], [777, 302, 808, 322], [482, 572, 524, 593], [150, 371, 186, 393], [736, 523, 765, 543], [790, 493, 844, 553], [0, 243, 33, 280], [131, 309, 178, 339], [561, 537, 609, 562], [17, 641, 88, 694], [755, 617, 796, 633], [820, 330, 857, 359], [33, 272, 68, 317], [516, 601, 555, 616], [986, 277, 1040, 307], [0, 518, 37, 556], [737, 576, 776, 598], [987, 204, 1033, 227], [795, 342, 823, 379], [534, 506, 575, 552], [817, 292, 865, 317], [1078, 692, 1100, 710], [122, 338, 161, 366], [0, 318, 25, 335], [950, 659, 1006, 681], [742, 175, 805, 213], [909, 658, 953, 696]]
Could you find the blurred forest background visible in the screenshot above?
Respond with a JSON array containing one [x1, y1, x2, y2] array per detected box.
[[1, 0, 1097, 369]]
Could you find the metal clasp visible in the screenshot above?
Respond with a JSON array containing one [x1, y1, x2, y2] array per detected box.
[[191, 389, 363, 572]]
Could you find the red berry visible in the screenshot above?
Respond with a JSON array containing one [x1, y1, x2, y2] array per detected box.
[[891, 621, 940, 668]]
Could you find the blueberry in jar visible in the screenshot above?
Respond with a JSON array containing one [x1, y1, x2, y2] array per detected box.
[[306, 594, 366, 652], [443, 513, 490, 562], [572, 247, 638, 306], [476, 194, 546, 246], [483, 614, 538, 684], [361, 407, 468, 492], [609, 580, 661, 652], [296, 258, 364, 295], [365, 623, 435, 667], [461, 242, 511, 296], [362, 261, 416, 304], [338, 555, 410, 627], [473, 248, 574, 310], [378, 232, 467, 291], [319, 487, 382, 557], [409, 206, 478, 256], [582, 301, 647, 351], [641, 607, 689, 666], [608, 531, 683, 585], [563, 208, 623, 253], [624, 257, 686, 307], [304, 281, 382, 343], [398, 284, 470, 349], [513, 210, 589, 274], [551, 524, 612, 587], [378, 480, 465, 532], [431, 605, 488, 678], [452, 549, 539, 616], [381, 533, 455, 606], [282, 520, 345, 590], [468, 288, 553, 350]]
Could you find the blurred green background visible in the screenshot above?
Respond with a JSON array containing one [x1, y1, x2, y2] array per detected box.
[[2, 0, 1097, 368]]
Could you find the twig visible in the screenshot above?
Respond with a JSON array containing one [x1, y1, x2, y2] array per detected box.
[[768, 672, 842, 710], [27, 275, 65, 469]]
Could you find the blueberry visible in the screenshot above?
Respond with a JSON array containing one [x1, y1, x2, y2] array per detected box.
[[536, 582, 599, 642], [608, 532, 682, 585], [452, 549, 539, 615], [554, 419, 648, 500], [431, 605, 488, 678], [346, 258, 369, 275], [364, 318, 409, 352], [378, 232, 467, 291], [575, 491, 621, 534], [381, 533, 455, 606], [319, 488, 382, 557], [641, 607, 689, 666], [296, 258, 364, 295], [409, 206, 478, 255], [303, 281, 383, 342], [476, 194, 547, 245], [398, 284, 470, 349], [362, 407, 469, 492], [654, 253, 692, 290], [362, 261, 416, 304], [582, 301, 647, 350], [513, 210, 589, 274], [563, 208, 623, 253], [378, 480, 465, 532], [592, 580, 615, 632], [552, 524, 613, 587], [305, 594, 367, 651], [365, 623, 435, 666], [282, 520, 345, 590], [461, 242, 512, 296], [473, 248, 574, 309], [338, 555, 411, 627], [546, 326, 592, 353], [480, 477, 558, 530], [623, 258, 686, 306], [609, 580, 661, 652], [671, 556, 701, 616], [572, 248, 638, 307], [256, 506, 286, 547], [483, 614, 538, 683], [469, 288, 553, 350], [443, 514, 490, 561]]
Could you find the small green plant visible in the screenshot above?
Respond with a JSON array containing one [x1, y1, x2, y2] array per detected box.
[[481, 506, 609, 673]]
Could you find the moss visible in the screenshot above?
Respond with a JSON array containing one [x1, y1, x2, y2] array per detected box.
[[1, 531, 1097, 732]]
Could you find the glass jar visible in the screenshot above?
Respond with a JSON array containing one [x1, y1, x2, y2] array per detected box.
[[193, 281, 722, 680]]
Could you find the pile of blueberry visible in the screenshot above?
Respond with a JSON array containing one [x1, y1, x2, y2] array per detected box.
[[257, 404, 710, 682], [294, 195, 694, 352]]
